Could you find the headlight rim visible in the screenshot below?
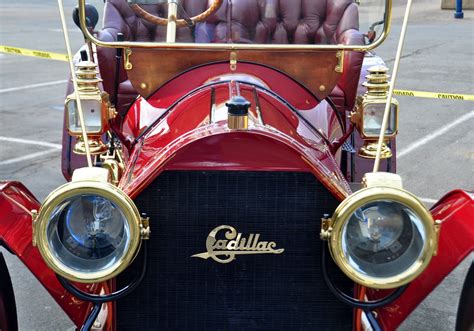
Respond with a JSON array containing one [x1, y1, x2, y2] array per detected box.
[[35, 180, 141, 283], [329, 186, 436, 289]]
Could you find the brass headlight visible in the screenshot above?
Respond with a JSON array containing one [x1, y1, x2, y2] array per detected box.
[[33, 179, 142, 283], [324, 175, 437, 289]]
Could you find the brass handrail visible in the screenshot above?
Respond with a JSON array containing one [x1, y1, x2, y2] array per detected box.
[[77, 0, 392, 52]]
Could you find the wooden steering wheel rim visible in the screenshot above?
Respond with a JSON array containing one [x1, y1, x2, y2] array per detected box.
[[130, 0, 223, 28]]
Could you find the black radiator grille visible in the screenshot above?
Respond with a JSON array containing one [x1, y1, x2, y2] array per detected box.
[[117, 171, 353, 330]]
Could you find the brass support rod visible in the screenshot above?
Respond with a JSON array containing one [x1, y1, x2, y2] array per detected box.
[[58, 0, 93, 167], [373, 0, 413, 172], [166, 0, 178, 43]]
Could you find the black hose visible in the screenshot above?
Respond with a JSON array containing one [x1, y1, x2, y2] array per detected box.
[[56, 241, 148, 304], [80, 303, 101, 331], [321, 242, 408, 309]]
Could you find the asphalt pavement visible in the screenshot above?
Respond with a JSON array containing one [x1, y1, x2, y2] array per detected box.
[[0, 0, 473, 330]]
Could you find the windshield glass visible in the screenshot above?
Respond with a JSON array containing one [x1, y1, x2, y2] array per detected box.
[[81, 0, 389, 49]]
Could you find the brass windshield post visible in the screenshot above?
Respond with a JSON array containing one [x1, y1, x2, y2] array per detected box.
[[58, 0, 93, 167], [373, 0, 413, 172], [166, 0, 178, 43]]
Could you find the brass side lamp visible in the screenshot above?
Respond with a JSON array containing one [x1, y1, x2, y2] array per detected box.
[[351, 65, 399, 159], [65, 50, 116, 155]]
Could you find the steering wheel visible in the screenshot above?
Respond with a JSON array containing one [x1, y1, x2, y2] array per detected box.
[[130, 0, 223, 28]]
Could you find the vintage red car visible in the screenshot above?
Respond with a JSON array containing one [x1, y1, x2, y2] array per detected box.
[[1, 0, 473, 330]]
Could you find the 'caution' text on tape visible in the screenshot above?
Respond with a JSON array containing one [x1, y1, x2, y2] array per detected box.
[[0, 45, 68, 62], [393, 89, 473, 101]]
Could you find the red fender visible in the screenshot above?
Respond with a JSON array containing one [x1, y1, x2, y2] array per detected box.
[[0, 181, 99, 327], [375, 190, 474, 330]]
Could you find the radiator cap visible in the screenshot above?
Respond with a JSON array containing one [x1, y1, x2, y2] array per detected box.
[[226, 96, 251, 116]]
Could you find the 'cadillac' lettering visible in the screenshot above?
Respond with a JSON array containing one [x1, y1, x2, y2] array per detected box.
[[192, 225, 285, 264]]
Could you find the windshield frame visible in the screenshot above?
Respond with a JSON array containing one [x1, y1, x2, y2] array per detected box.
[[78, 0, 392, 52]]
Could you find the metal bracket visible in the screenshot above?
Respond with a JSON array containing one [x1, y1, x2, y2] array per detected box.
[[140, 215, 151, 240], [320, 215, 333, 240], [335, 51, 344, 73], [31, 209, 38, 247], [230, 52, 237, 71], [124, 48, 133, 70]]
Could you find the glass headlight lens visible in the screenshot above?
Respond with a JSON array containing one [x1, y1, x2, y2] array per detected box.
[[343, 201, 424, 278], [329, 187, 436, 289], [48, 195, 129, 272], [35, 181, 141, 283]]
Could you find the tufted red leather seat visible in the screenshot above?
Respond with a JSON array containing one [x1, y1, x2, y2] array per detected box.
[[96, 0, 364, 114], [195, 0, 360, 45]]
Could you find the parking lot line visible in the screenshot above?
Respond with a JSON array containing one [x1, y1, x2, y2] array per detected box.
[[0, 136, 62, 149], [398, 111, 474, 158], [0, 79, 67, 94], [0, 149, 60, 166]]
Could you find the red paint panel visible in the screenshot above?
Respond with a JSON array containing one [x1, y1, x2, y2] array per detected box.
[[373, 190, 474, 330], [0, 182, 104, 327], [122, 63, 320, 140], [120, 78, 349, 201]]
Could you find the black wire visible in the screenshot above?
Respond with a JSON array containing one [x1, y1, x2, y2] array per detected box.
[[321, 242, 408, 309], [56, 241, 148, 304], [364, 309, 382, 331], [81, 303, 101, 331]]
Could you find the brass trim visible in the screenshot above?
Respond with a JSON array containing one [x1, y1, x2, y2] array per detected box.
[[140, 216, 151, 240], [373, 0, 413, 172], [328, 186, 437, 289], [228, 114, 248, 130], [320, 215, 333, 240], [352, 65, 400, 141], [230, 52, 237, 71], [77, 0, 393, 52], [358, 141, 392, 159], [335, 51, 344, 73], [124, 48, 133, 70], [59, 0, 93, 167], [31, 209, 38, 247], [192, 225, 285, 264], [100, 148, 125, 186], [165, 0, 178, 43], [34, 180, 142, 283], [73, 137, 108, 155]]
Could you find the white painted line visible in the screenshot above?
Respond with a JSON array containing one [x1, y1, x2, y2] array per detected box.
[[0, 136, 62, 149], [398, 111, 474, 158], [0, 79, 67, 94], [419, 197, 438, 204], [48, 28, 82, 33], [0, 149, 60, 166]]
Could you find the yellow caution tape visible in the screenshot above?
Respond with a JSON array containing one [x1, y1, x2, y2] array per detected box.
[[394, 89, 474, 101], [0, 45, 68, 62]]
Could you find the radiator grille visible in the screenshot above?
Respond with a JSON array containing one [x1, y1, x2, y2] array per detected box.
[[117, 171, 353, 330]]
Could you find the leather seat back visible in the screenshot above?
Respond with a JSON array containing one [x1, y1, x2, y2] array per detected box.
[[197, 0, 359, 45]]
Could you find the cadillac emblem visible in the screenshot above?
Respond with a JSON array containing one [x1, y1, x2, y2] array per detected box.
[[192, 225, 285, 264]]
